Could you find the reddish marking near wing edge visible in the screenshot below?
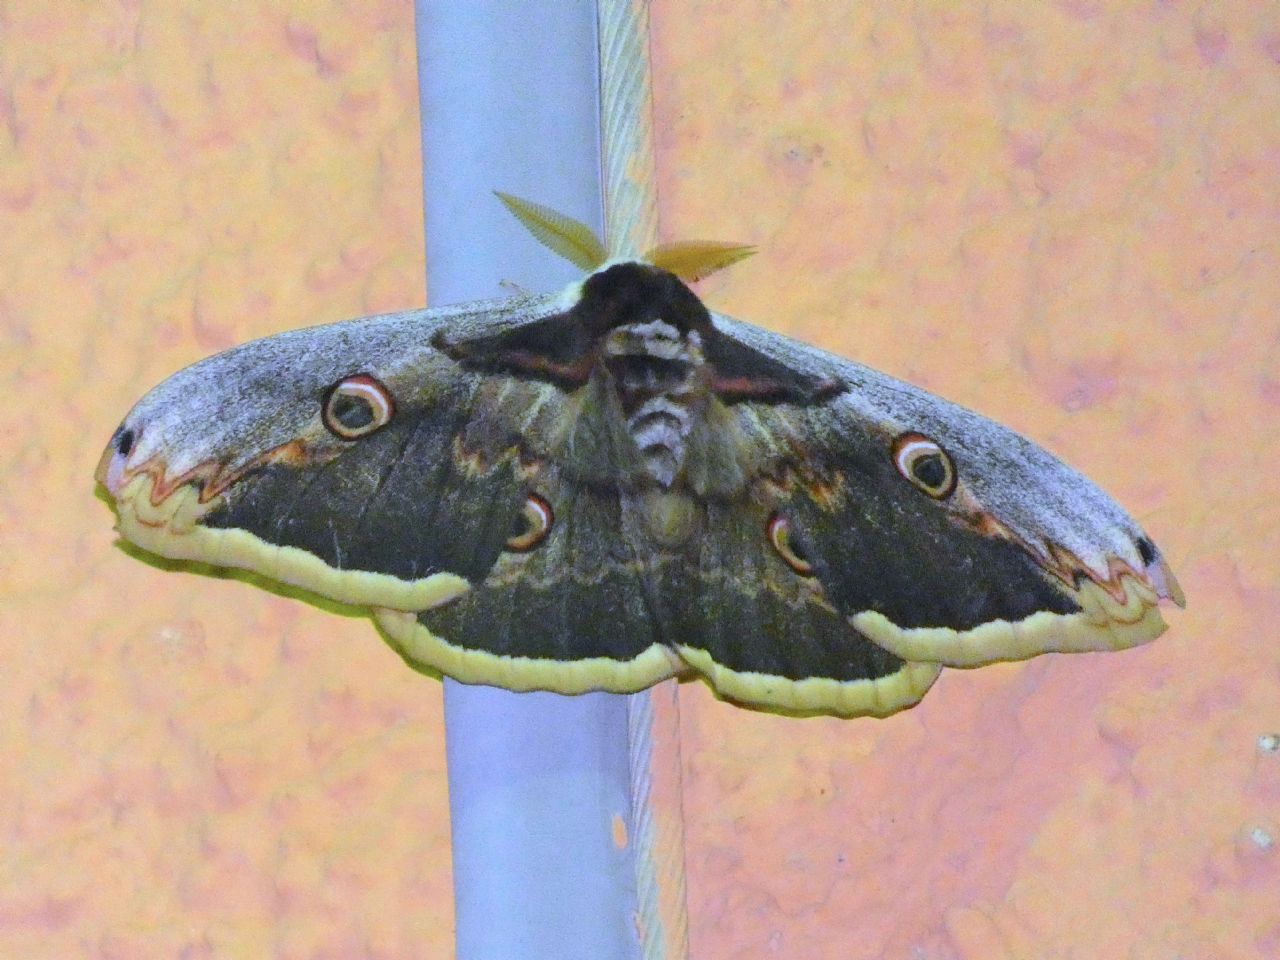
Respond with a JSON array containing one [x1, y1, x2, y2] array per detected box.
[[965, 504, 1173, 607], [99, 438, 326, 511], [709, 372, 842, 402]]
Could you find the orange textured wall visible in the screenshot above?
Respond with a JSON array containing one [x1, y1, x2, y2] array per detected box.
[[2, 2, 1275, 958], [2, 4, 449, 957]]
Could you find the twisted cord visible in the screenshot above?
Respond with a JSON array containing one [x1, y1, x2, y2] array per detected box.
[[597, 3, 689, 957], [599, 0, 659, 258]]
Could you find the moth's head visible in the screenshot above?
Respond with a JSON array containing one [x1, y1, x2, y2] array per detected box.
[[571, 260, 714, 339]]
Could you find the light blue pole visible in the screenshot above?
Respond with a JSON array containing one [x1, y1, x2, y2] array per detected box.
[[415, 3, 643, 958]]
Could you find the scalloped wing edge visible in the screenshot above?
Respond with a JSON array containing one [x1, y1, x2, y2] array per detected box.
[[107, 470, 1168, 717], [675, 646, 941, 717], [375, 609, 683, 692], [853, 573, 1168, 668], [111, 474, 469, 611]]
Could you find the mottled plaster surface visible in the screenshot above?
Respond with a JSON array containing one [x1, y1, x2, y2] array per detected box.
[[1, 1, 1275, 958], [2, 4, 449, 957], [653, 3, 1279, 958]]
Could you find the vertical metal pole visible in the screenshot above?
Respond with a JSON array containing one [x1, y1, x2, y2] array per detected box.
[[415, 3, 642, 958]]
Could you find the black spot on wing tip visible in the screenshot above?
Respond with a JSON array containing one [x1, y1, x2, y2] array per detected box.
[[1136, 535, 1157, 565]]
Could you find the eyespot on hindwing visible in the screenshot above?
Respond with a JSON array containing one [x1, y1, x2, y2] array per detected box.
[[506, 493, 553, 551], [767, 512, 815, 576]]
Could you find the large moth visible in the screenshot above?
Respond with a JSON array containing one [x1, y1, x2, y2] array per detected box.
[[96, 195, 1183, 717]]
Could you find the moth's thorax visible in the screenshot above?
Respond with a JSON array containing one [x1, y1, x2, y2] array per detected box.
[[602, 319, 707, 488]]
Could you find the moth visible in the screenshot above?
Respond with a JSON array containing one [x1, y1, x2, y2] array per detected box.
[[96, 194, 1183, 717]]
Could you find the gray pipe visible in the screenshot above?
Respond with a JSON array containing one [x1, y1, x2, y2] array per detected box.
[[415, 2, 643, 957]]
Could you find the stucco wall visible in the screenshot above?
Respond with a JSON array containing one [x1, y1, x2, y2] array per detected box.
[[2, 2, 1275, 957]]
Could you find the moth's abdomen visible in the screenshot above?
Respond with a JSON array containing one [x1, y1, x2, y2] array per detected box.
[[627, 396, 692, 486], [603, 319, 705, 488]]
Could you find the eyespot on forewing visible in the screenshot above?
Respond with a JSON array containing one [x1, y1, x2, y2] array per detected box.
[[892, 432, 957, 499], [322, 375, 395, 440]]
